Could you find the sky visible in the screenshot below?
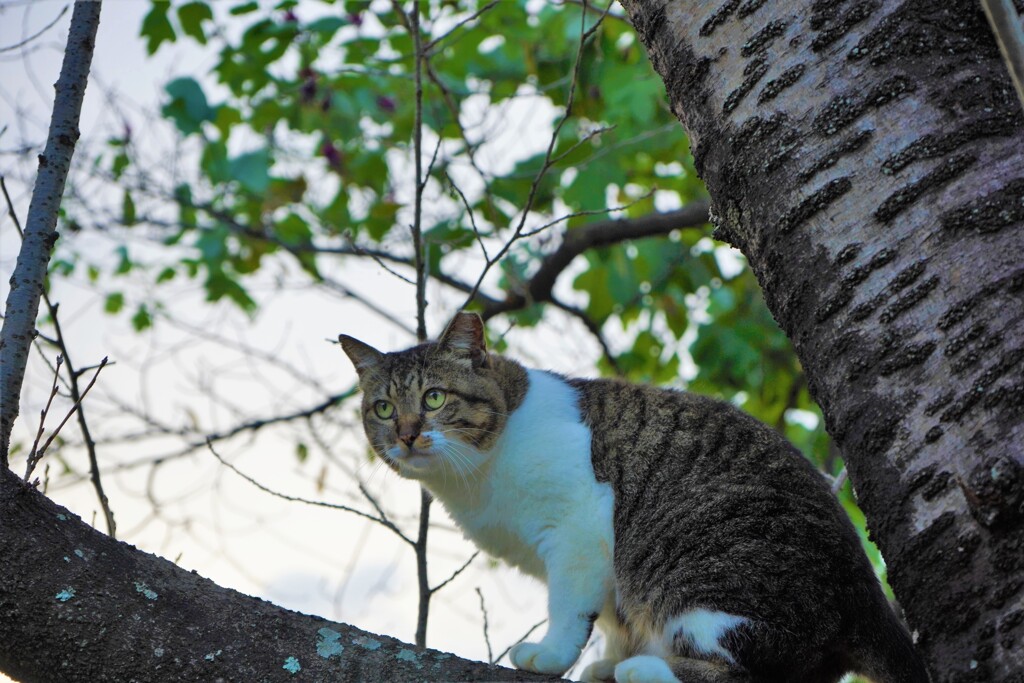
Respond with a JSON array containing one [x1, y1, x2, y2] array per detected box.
[[0, 1, 609, 678]]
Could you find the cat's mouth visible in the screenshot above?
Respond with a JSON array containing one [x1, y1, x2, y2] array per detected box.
[[386, 444, 436, 471], [401, 452, 435, 469]]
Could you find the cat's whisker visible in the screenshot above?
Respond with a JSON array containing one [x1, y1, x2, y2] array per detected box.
[[436, 441, 477, 489], [440, 441, 482, 489]]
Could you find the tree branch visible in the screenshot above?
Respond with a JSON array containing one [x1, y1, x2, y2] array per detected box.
[[0, 0, 102, 465], [480, 199, 710, 319], [0, 466, 565, 682]]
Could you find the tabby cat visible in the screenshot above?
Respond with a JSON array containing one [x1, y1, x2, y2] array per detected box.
[[339, 312, 929, 683]]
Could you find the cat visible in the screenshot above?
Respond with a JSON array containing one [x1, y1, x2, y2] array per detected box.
[[339, 312, 930, 683]]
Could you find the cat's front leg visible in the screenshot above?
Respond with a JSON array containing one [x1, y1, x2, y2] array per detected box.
[[510, 529, 613, 675]]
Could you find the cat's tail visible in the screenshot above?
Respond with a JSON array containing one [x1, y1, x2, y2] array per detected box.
[[851, 602, 931, 683]]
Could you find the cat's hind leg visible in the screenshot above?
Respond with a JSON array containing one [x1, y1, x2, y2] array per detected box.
[[605, 607, 753, 682]]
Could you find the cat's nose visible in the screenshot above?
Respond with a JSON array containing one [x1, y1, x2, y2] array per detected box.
[[397, 416, 422, 447]]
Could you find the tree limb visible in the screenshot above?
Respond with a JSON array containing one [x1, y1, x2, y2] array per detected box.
[[0, 0, 102, 465], [480, 199, 710, 319], [0, 466, 564, 682]]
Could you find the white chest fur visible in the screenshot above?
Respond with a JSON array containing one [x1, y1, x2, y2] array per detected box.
[[425, 369, 616, 584]]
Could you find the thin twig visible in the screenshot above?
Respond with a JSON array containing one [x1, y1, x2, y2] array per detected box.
[[549, 298, 623, 375], [25, 357, 108, 482], [49, 301, 116, 536], [25, 355, 63, 479], [460, 0, 616, 311], [493, 619, 548, 665], [517, 186, 652, 240], [445, 172, 489, 260], [423, 1, 499, 55], [207, 440, 415, 546], [831, 467, 849, 495], [475, 587, 494, 664], [431, 551, 480, 594], [1, 176, 24, 235], [0, 5, 69, 53]]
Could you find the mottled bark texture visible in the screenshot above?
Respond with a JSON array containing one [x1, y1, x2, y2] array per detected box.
[[0, 1, 101, 466], [618, 0, 1023, 680], [0, 468, 560, 683]]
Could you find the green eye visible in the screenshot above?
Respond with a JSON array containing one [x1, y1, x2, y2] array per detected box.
[[423, 389, 447, 410], [374, 401, 395, 419]]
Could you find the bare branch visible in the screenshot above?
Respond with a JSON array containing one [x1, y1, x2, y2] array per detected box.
[[24, 356, 63, 480], [549, 298, 623, 375], [0, 5, 69, 53], [460, 0, 619, 310], [0, 0, 102, 465], [25, 357, 107, 481], [423, 1, 500, 55], [207, 440, 415, 546], [430, 550, 480, 594], [493, 619, 548, 665], [481, 200, 710, 319], [476, 587, 494, 664]]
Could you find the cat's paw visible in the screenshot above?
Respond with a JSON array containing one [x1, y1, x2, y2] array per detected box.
[[509, 641, 577, 675], [580, 657, 618, 682], [613, 655, 680, 683]]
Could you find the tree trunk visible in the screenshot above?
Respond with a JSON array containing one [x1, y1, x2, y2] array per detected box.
[[0, 468, 559, 683], [618, 0, 1024, 679]]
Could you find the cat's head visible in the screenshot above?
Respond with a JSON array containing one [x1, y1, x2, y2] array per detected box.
[[339, 312, 521, 481]]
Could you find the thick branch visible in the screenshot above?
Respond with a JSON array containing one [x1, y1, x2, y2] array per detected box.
[[0, 467, 562, 682], [480, 200, 710, 319], [0, 0, 102, 464]]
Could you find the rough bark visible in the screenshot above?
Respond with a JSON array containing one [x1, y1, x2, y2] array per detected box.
[[618, 0, 1024, 680], [0, 1, 102, 465], [0, 468, 560, 683]]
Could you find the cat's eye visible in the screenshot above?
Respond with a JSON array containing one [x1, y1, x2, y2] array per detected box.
[[423, 389, 447, 410], [374, 401, 395, 419]]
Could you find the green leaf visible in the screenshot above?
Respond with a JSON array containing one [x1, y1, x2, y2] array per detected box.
[[306, 17, 344, 36], [104, 292, 124, 314], [229, 1, 259, 16], [196, 226, 228, 264], [140, 3, 176, 55], [115, 246, 133, 275], [178, 2, 213, 44], [205, 268, 257, 313], [229, 148, 271, 194], [364, 200, 398, 241], [111, 151, 129, 180], [132, 304, 153, 331], [296, 442, 309, 463], [163, 77, 216, 135], [200, 141, 230, 184], [156, 267, 177, 284], [122, 190, 137, 226]]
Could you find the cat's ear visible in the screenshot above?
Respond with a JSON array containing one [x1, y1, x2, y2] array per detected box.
[[339, 334, 384, 377], [437, 312, 487, 368]]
